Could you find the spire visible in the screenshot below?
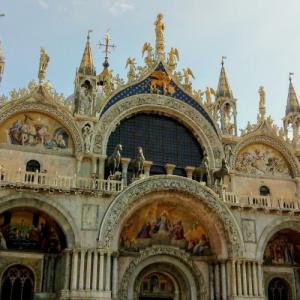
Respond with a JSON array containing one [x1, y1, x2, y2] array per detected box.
[[79, 30, 96, 76], [0, 40, 4, 86], [285, 73, 300, 115], [216, 56, 233, 98]]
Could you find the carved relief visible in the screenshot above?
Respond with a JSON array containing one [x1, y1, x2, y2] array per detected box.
[[242, 219, 256, 243], [81, 204, 98, 230], [235, 144, 291, 177]]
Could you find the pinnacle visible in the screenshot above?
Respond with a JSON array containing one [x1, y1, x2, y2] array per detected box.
[[286, 76, 300, 115], [216, 61, 233, 98], [78, 34, 96, 76]]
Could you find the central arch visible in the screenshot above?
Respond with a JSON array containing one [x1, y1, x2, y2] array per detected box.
[[98, 176, 244, 257], [95, 94, 224, 169]]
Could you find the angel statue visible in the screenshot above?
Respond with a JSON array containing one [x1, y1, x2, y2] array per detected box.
[[193, 89, 204, 104], [38, 47, 50, 83], [205, 87, 215, 106], [167, 47, 179, 72], [142, 42, 154, 68], [182, 68, 195, 90], [125, 57, 137, 83]]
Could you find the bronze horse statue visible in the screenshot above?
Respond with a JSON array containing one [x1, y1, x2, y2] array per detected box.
[[130, 146, 145, 179], [193, 160, 209, 183], [212, 159, 229, 186], [107, 144, 123, 176]]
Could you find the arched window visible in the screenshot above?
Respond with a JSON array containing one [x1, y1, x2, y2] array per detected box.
[[268, 278, 290, 300], [107, 113, 203, 178], [1, 265, 34, 300], [260, 185, 270, 196], [26, 160, 40, 172]]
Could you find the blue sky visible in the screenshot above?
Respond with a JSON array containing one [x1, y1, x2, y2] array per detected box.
[[1, 0, 300, 130]]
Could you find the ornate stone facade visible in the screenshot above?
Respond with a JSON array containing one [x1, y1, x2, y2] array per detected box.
[[0, 14, 300, 300]]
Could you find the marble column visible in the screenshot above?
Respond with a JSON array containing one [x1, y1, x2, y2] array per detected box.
[[257, 263, 264, 296], [76, 154, 83, 175], [164, 163, 176, 175], [143, 160, 153, 177], [63, 250, 71, 290], [226, 261, 231, 297], [99, 251, 105, 291], [214, 263, 220, 300], [121, 158, 131, 186], [42, 255, 49, 292], [237, 261, 242, 296], [92, 250, 98, 290], [294, 177, 300, 198], [98, 155, 107, 180], [112, 253, 119, 297], [85, 250, 92, 290], [221, 262, 227, 300], [252, 261, 258, 296], [185, 166, 195, 179], [230, 171, 236, 192], [247, 261, 253, 296], [71, 250, 79, 290], [105, 252, 112, 291], [209, 264, 214, 300], [231, 260, 237, 296], [242, 261, 248, 296], [79, 249, 86, 290], [92, 157, 97, 174]]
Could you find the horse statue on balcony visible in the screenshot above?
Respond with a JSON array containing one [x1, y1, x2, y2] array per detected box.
[[193, 152, 209, 183], [130, 146, 145, 180], [107, 144, 123, 177], [212, 159, 229, 186]]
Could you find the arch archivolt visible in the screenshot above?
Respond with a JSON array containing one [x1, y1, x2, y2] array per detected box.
[[94, 94, 224, 169], [119, 246, 207, 300], [0, 193, 81, 248], [233, 133, 300, 177], [98, 175, 244, 257], [0, 96, 84, 154]]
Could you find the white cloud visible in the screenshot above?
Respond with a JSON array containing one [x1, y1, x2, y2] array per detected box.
[[106, 0, 134, 15], [37, 0, 49, 10]]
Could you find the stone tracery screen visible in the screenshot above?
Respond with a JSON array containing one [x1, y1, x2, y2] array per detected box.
[[107, 113, 203, 176]]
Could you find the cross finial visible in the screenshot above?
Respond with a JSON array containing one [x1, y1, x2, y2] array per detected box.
[[289, 72, 294, 82], [221, 56, 227, 66], [87, 29, 92, 41], [98, 30, 116, 67]]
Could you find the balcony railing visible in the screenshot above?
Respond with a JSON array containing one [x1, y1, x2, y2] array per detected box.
[[0, 169, 123, 194], [222, 191, 300, 212]]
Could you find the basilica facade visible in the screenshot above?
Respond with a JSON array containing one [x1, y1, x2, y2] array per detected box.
[[0, 14, 300, 300]]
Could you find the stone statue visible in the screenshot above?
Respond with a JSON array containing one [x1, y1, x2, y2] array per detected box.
[[130, 146, 145, 179], [154, 13, 165, 60], [212, 159, 229, 186], [167, 47, 179, 72], [82, 125, 93, 153], [125, 57, 137, 83], [107, 144, 123, 176], [142, 42, 154, 68], [182, 68, 195, 86], [38, 47, 50, 83], [258, 86, 266, 119], [224, 144, 233, 167]]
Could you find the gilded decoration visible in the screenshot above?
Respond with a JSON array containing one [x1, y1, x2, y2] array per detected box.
[[0, 112, 72, 151], [120, 200, 212, 256], [235, 143, 291, 177]]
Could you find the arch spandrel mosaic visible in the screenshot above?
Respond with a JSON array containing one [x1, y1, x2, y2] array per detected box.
[[119, 200, 212, 256], [0, 112, 73, 153], [235, 143, 291, 177]]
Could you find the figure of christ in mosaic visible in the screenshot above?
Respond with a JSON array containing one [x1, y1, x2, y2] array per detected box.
[[120, 200, 212, 256]]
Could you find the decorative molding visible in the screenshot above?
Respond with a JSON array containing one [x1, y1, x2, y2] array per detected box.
[[98, 175, 244, 257]]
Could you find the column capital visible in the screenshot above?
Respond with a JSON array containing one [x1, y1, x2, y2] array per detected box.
[[121, 157, 131, 167], [185, 166, 195, 178], [164, 163, 176, 175]]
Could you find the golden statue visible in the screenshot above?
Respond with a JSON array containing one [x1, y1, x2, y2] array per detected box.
[[125, 57, 137, 83], [154, 13, 165, 60], [205, 87, 215, 105], [150, 71, 175, 95], [167, 47, 179, 72], [38, 47, 50, 83], [142, 42, 154, 68], [182, 68, 195, 86]]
